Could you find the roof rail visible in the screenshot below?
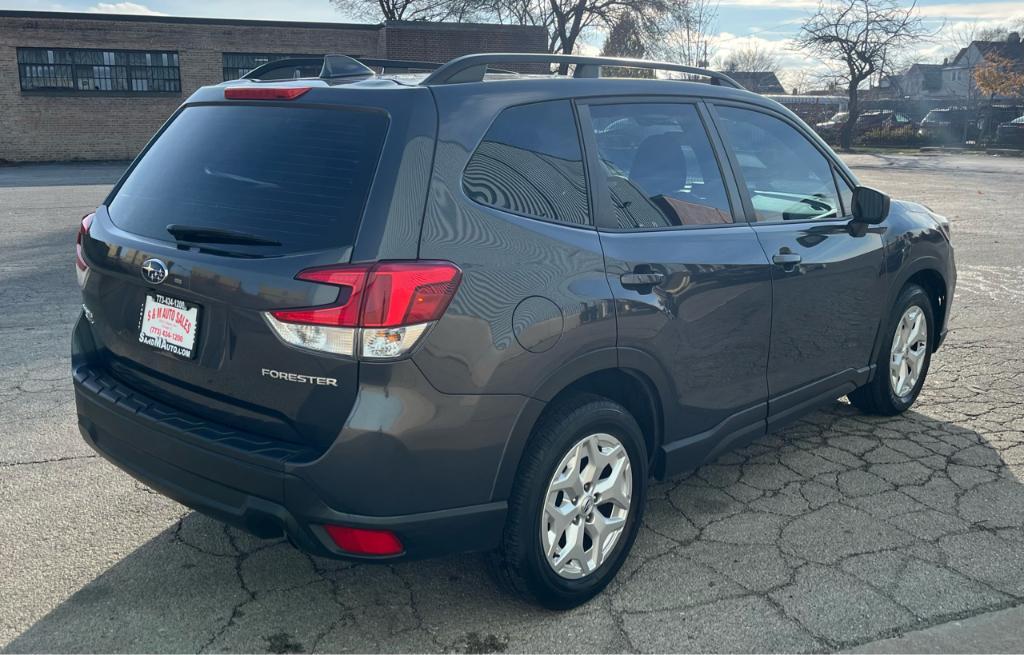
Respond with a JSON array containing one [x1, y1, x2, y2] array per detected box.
[[241, 55, 445, 81], [420, 53, 744, 89], [356, 57, 443, 72]]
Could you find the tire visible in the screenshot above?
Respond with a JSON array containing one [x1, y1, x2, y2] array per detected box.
[[492, 392, 648, 609], [849, 283, 935, 415]]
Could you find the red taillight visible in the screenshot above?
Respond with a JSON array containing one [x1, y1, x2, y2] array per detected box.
[[323, 525, 403, 556], [75, 213, 94, 272], [224, 86, 311, 100], [271, 266, 371, 327], [270, 261, 462, 329], [76, 213, 94, 288], [361, 262, 463, 327]]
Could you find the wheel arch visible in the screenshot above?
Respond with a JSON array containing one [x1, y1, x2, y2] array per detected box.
[[489, 349, 674, 501], [904, 268, 948, 352]]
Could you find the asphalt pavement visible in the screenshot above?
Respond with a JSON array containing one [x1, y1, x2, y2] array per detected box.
[[1, 152, 1022, 653]]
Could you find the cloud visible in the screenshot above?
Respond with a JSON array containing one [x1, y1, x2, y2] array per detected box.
[[915, 2, 1024, 21], [716, 0, 821, 7], [87, 2, 167, 14]]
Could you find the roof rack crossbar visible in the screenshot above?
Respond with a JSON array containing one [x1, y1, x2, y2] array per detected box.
[[420, 53, 744, 89]]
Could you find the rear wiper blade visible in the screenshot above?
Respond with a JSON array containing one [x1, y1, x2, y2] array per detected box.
[[166, 224, 282, 247]]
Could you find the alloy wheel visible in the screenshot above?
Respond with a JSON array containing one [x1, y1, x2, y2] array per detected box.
[[889, 305, 928, 399], [540, 432, 632, 580]]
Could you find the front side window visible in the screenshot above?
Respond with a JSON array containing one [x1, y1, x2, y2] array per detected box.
[[463, 100, 589, 226], [17, 47, 180, 93], [589, 103, 733, 228], [715, 106, 841, 222]]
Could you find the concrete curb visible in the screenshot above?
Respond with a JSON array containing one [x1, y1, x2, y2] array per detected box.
[[847, 605, 1024, 654]]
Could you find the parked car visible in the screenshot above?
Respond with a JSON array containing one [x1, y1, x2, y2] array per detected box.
[[919, 108, 980, 144], [815, 109, 915, 138], [995, 115, 1024, 148], [72, 53, 956, 608]]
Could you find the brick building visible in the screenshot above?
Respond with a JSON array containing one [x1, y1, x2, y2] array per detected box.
[[0, 10, 547, 162]]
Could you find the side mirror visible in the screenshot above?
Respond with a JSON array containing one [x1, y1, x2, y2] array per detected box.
[[852, 186, 890, 224]]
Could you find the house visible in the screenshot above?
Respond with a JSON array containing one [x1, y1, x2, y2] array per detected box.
[[722, 71, 785, 94], [941, 32, 1023, 99], [901, 63, 945, 98]]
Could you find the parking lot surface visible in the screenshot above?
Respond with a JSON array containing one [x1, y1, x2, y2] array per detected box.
[[1, 153, 1022, 653]]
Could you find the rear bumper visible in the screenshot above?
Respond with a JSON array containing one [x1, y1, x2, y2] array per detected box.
[[75, 373, 507, 560], [71, 309, 521, 560]]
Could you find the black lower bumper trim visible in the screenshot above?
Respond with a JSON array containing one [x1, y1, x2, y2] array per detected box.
[[76, 381, 507, 561]]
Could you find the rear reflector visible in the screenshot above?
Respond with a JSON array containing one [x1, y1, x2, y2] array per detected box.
[[224, 87, 311, 100], [324, 525, 403, 556]]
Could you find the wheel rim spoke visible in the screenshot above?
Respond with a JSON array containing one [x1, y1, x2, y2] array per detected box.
[[541, 432, 633, 580], [888, 304, 928, 400]]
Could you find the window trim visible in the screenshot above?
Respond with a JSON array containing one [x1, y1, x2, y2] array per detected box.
[[16, 46, 181, 95], [576, 96, 747, 233], [706, 99, 859, 225], [459, 98, 595, 230]]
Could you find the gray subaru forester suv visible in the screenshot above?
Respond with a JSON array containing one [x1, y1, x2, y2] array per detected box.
[[73, 53, 956, 608]]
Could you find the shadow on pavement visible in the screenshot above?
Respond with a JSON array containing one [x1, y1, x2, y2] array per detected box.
[[5, 403, 1023, 653]]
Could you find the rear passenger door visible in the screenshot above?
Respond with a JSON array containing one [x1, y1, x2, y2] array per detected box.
[[578, 99, 773, 466], [709, 103, 886, 426]]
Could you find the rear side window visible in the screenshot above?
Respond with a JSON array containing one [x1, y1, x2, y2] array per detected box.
[[108, 105, 389, 253], [463, 100, 589, 226]]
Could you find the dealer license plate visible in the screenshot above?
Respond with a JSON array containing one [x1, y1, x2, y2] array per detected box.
[[138, 293, 200, 359]]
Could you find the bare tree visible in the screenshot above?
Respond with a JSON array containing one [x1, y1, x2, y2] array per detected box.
[[601, 14, 655, 76], [949, 22, 1016, 56], [657, 0, 718, 68], [330, 0, 473, 21], [719, 43, 779, 72], [472, 0, 688, 55], [779, 68, 812, 95], [795, 0, 929, 150]]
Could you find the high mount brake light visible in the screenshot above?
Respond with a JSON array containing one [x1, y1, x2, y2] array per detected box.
[[224, 87, 311, 100], [76, 213, 94, 288], [264, 261, 462, 359]]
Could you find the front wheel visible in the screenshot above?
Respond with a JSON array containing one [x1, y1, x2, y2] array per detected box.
[[492, 393, 648, 609], [849, 283, 934, 415]]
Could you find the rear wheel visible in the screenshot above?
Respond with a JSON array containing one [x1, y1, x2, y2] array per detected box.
[[493, 393, 647, 609], [849, 284, 934, 415]]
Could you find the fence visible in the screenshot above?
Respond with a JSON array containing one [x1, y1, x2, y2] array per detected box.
[[772, 95, 1024, 149]]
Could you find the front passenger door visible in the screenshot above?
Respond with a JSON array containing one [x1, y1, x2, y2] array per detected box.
[[711, 104, 886, 426]]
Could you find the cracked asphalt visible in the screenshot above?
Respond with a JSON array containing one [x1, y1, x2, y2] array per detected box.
[[1, 153, 1023, 653]]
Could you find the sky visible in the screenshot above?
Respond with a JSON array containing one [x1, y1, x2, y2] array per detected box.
[[3, 0, 1023, 84]]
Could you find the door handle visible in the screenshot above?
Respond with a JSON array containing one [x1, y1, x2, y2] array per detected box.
[[620, 271, 665, 290], [772, 251, 802, 267]]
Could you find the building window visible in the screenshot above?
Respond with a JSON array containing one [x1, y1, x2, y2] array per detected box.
[[17, 47, 180, 93], [222, 53, 322, 81]]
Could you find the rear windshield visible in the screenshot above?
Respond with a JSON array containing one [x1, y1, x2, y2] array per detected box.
[[108, 104, 389, 253]]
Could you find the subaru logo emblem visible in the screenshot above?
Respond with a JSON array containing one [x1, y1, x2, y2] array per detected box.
[[141, 258, 168, 285]]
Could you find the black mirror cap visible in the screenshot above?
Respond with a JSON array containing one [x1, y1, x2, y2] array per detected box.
[[852, 186, 891, 224]]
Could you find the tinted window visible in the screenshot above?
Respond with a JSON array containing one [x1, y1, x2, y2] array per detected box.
[[589, 103, 732, 228], [716, 106, 841, 221], [463, 100, 589, 225], [108, 105, 389, 253]]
